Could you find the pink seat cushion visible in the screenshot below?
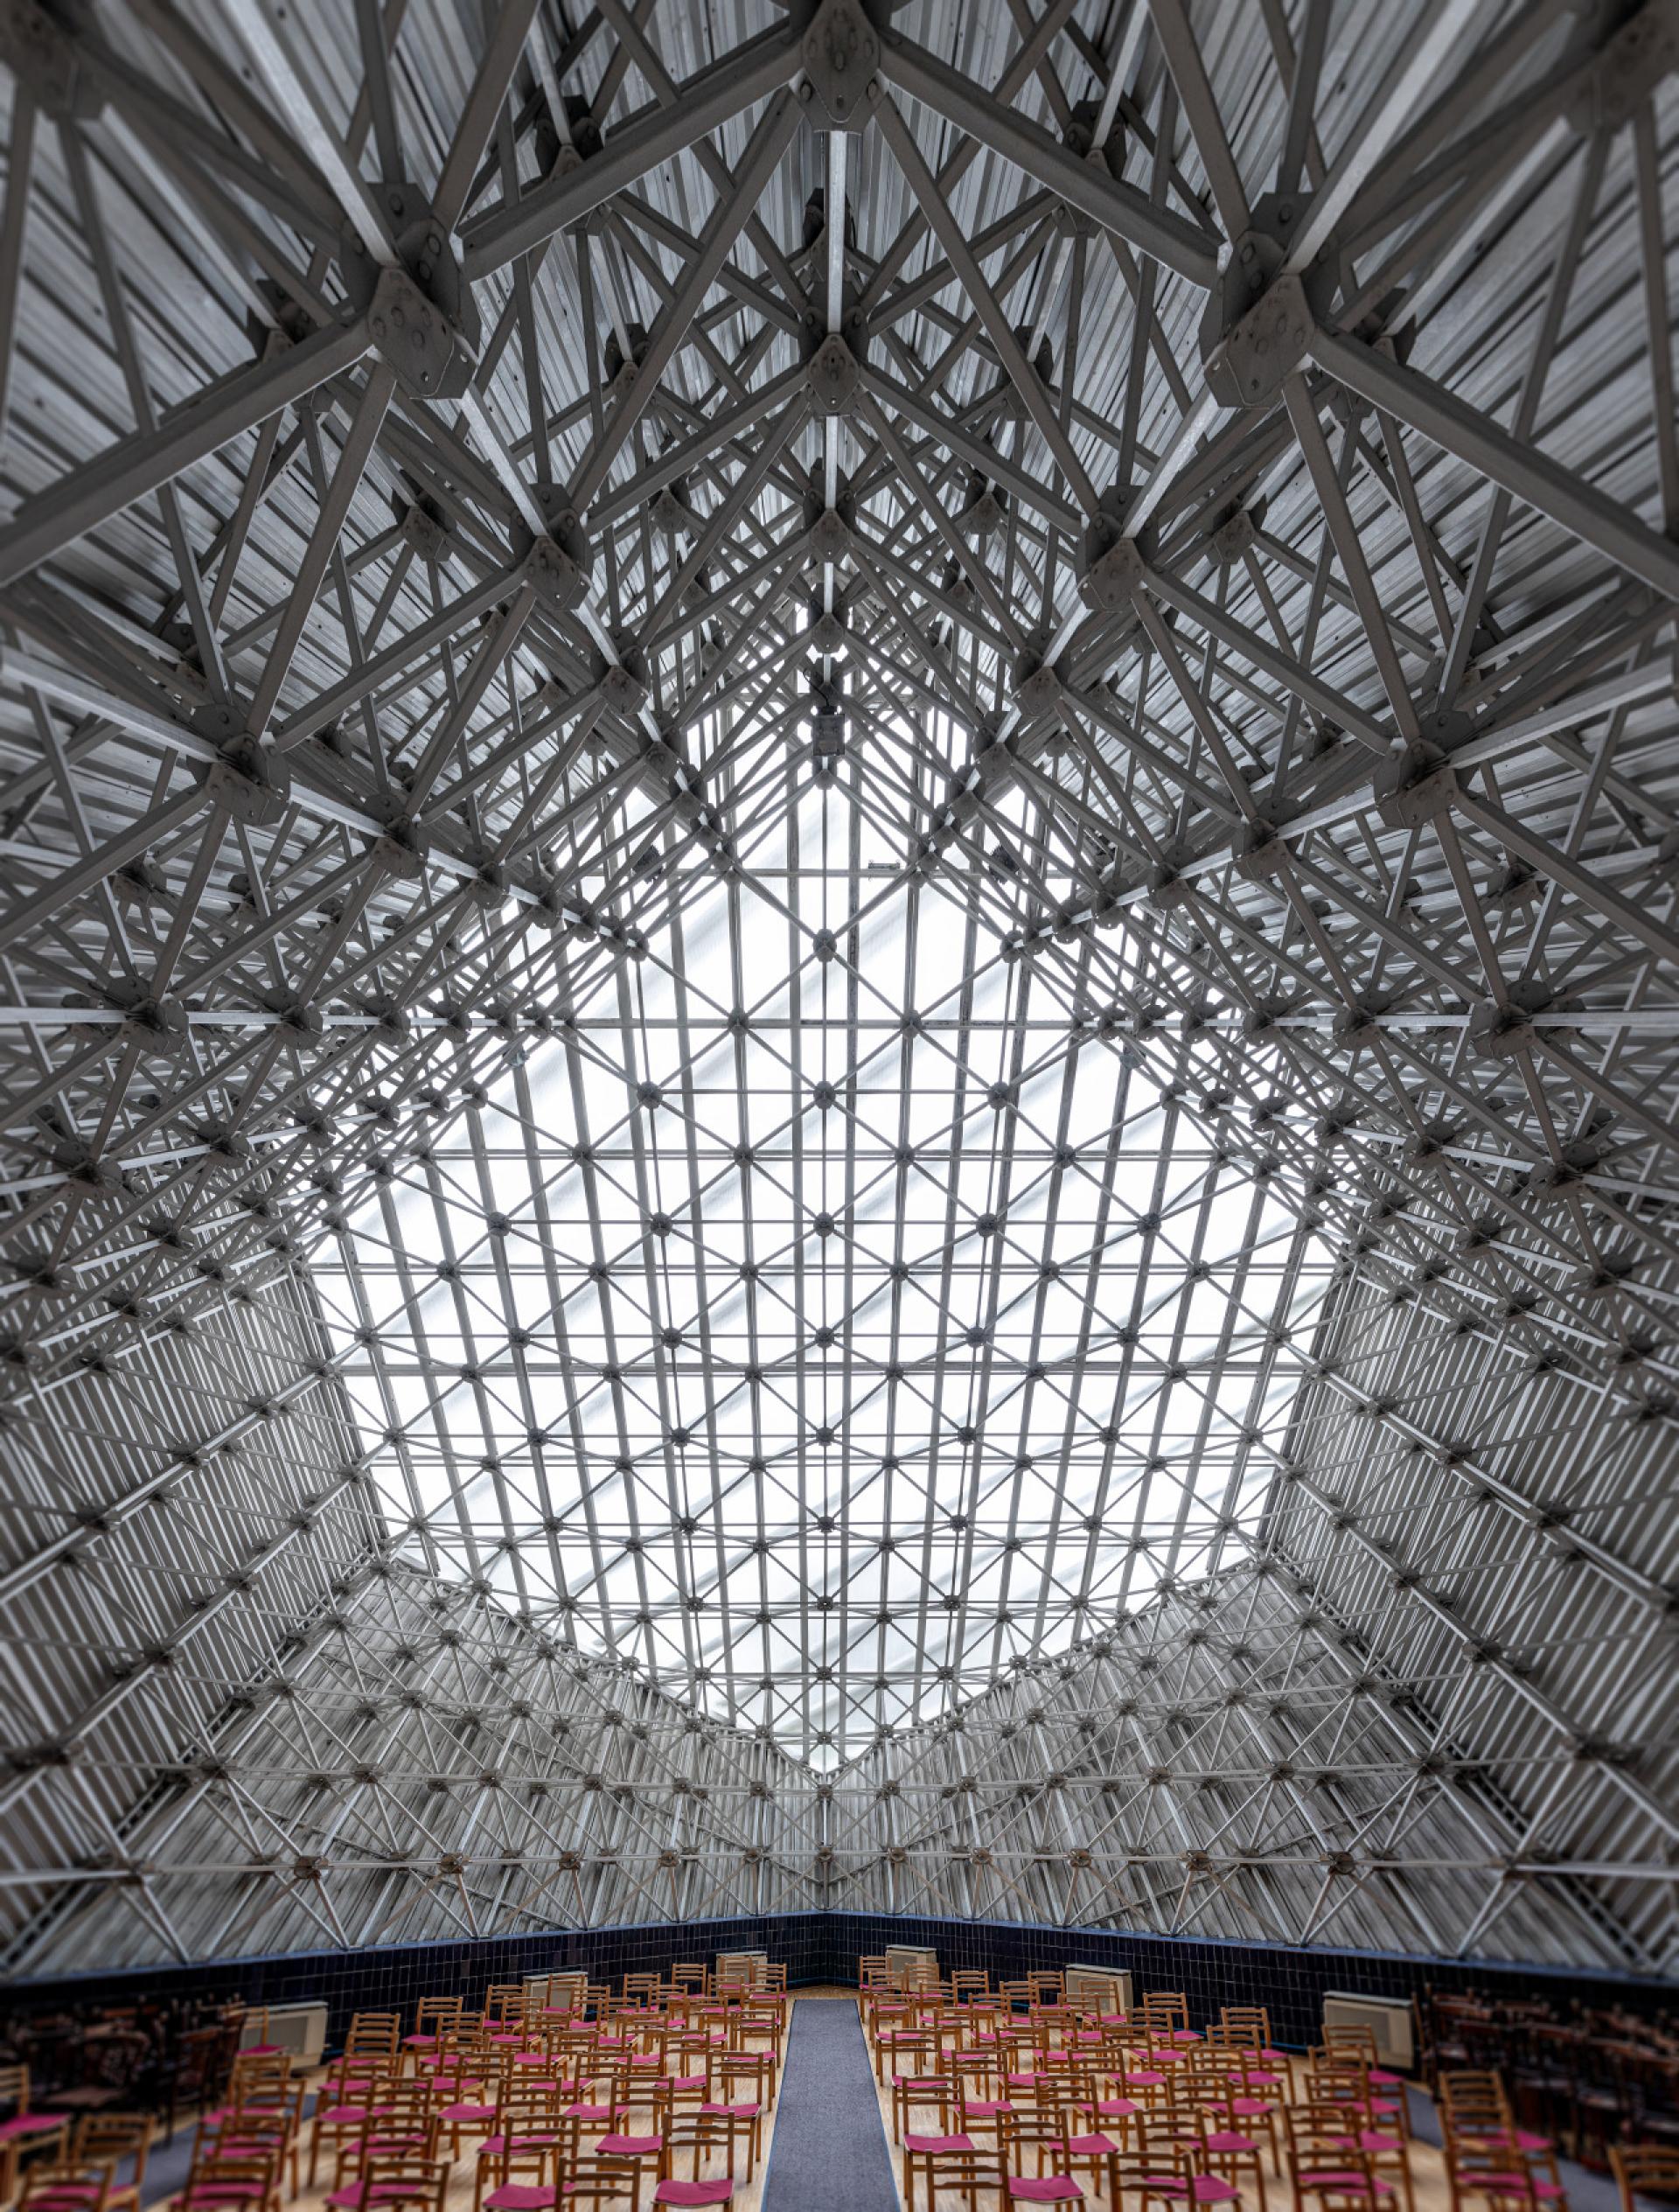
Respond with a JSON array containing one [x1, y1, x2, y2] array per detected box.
[[484, 2189, 559, 2212], [477, 2133, 558, 2156], [1007, 2182, 1084, 2204], [442, 2104, 498, 2123], [595, 2136, 661, 2157], [661, 2076, 707, 2094], [0, 2117, 66, 2138], [562, 2105, 626, 2125], [906, 2134, 974, 2153], [963, 2100, 1014, 2118], [1065, 2133, 1119, 2155], [651, 2186, 735, 2207], [1126, 2073, 1166, 2089], [1202, 2133, 1259, 2153]]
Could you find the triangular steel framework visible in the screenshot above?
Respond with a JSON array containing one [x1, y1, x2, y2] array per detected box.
[[0, 0, 1675, 1978]]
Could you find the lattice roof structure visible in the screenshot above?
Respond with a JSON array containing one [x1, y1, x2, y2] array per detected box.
[[0, 0, 1675, 1981]]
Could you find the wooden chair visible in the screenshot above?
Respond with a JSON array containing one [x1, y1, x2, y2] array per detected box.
[[345, 2018, 402, 2067], [435, 2069, 504, 2160], [562, 2150, 644, 2212], [198, 2097, 302, 2202], [999, 2109, 1092, 2204], [655, 2109, 742, 2204], [1142, 1995, 1198, 2048], [330, 2090, 436, 2197], [470, 2084, 561, 2212], [324, 2150, 451, 2212], [401, 2000, 463, 2069], [904, 2132, 1001, 2212], [1445, 2135, 1568, 2212], [0, 2069, 73, 2204], [476, 2107, 570, 2212], [162, 2031, 228, 2145], [1188, 2107, 1271, 2212], [166, 2148, 282, 2212], [1611, 2144, 1679, 2212], [310, 2066, 400, 2188], [1287, 2106, 1392, 2212], [67, 2114, 151, 2212], [17, 2160, 116, 2212], [1221, 2008, 1279, 2055], [693, 2057, 764, 2181], [1137, 2132, 1244, 2212], [890, 2066, 956, 2146], [876, 2024, 938, 2089], [1202, 2054, 1285, 2173]]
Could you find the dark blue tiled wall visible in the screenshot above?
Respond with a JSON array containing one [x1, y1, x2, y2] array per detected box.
[[4, 1912, 1671, 2053], [0, 1915, 826, 2046], [826, 1914, 1676, 2050]]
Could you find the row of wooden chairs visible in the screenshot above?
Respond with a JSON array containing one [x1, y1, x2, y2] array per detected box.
[[4, 2114, 152, 2212], [880, 2013, 1438, 2212], [301, 1993, 786, 2212], [899, 2100, 1418, 2212]]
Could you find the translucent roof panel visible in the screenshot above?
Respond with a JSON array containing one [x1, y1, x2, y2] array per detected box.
[[315, 708, 1334, 1762]]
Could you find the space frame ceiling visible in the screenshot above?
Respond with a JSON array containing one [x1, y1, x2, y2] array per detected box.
[[0, 0, 1676, 1974]]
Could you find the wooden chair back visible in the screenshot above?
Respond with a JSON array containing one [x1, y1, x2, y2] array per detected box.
[[345, 2014, 401, 2060], [1611, 2145, 1679, 2212]]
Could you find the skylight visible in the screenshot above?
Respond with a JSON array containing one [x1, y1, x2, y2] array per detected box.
[[315, 707, 1335, 1764]]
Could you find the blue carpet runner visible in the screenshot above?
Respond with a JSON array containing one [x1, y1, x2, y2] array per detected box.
[[761, 1996, 898, 2212]]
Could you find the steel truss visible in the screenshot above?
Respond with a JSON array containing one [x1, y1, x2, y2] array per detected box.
[[0, 0, 1675, 1975]]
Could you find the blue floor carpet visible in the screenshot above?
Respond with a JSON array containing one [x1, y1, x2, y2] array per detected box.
[[761, 1997, 898, 2212]]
